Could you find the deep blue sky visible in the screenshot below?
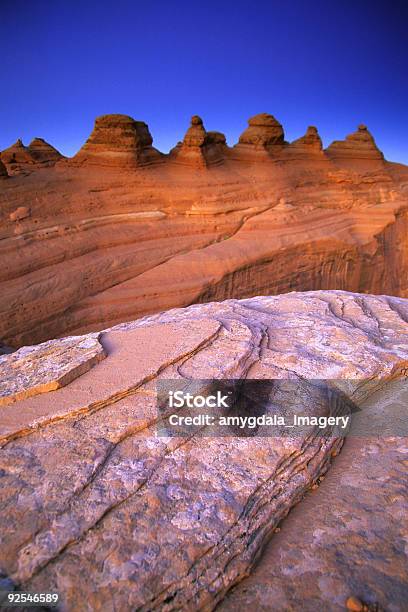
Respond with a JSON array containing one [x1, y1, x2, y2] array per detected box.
[[1, 0, 407, 162]]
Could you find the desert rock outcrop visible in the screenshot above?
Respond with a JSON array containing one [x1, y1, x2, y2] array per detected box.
[[326, 124, 384, 164], [0, 112, 408, 347], [169, 115, 226, 166], [233, 113, 285, 159], [0, 291, 407, 611], [70, 114, 162, 167], [0, 139, 35, 174], [285, 125, 323, 158], [0, 138, 63, 175], [28, 137, 63, 164]]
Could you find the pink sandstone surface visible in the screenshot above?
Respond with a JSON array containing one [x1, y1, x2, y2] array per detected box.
[[0, 291, 407, 611]]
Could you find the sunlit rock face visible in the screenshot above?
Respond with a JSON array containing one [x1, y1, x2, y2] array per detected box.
[[284, 125, 324, 159], [325, 124, 384, 168], [0, 112, 408, 347], [27, 138, 63, 164], [70, 114, 162, 167], [0, 138, 63, 175], [169, 115, 226, 167]]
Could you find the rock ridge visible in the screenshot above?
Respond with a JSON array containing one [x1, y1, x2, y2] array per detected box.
[[1, 112, 407, 346], [0, 138, 63, 175], [0, 113, 389, 171]]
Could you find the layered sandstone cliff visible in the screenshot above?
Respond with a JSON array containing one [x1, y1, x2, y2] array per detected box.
[[70, 114, 162, 167], [0, 113, 408, 347], [0, 292, 407, 611]]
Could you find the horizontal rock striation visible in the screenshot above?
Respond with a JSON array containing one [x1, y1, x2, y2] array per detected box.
[[0, 139, 36, 175], [0, 291, 407, 611], [27, 137, 63, 165], [0, 112, 408, 346], [284, 125, 324, 159], [70, 114, 162, 167], [0, 138, 63, 175], [325, 124, 384, 167], [232, 113, 286, 160]]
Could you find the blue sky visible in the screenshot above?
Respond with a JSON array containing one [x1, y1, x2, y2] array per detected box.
[[1, 0, 407, 163]]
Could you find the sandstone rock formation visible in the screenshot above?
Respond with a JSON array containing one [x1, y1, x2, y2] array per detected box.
[[0, 137, 63, 175], [27, 137, 63, 164], [0, 112, 408, 347], [233, 113, 285, 159], [169, 115, 226, 167], [285, 125, 324, 159], [0, 139, 35, 174], [326, 124, 384, 165], [239, 112, 285, 147], [71, 114, 162, 167], [0, 291, 407, 611], [0, 333, 104, 407]]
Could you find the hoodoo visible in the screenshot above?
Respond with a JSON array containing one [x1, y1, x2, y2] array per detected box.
[[169, 115, 226, 167], [70, 114, 162, 167], [28, 138, 63, 164], [285, 125, 324, 159], [325, 124, 384, 164], [0, 138, 63, 174], [0, 138, 36, 174], [233, 113, 285, 159]]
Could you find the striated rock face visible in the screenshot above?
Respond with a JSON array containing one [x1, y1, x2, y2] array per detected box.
[[326, 124, 384, 164], [0, 291, 407, 611], [233, 113, 285, 159], [0, 138, 63, 175], [285, 125, 323, 159], [169, 115, 226, 167], [1, 138, 33, 164], [0, 112, 408, 347], [71, 114, 162, 167], [27, 137, 63, 164], [239, 113, 285, 147]]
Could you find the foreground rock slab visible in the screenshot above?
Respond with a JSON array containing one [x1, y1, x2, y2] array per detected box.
[[219, 378, 408, 612], [0, 334, 105, 407], [0, 291, 407, 611]]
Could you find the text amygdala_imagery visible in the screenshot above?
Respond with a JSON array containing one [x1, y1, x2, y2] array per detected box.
[[152, 378, 403, 438]]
